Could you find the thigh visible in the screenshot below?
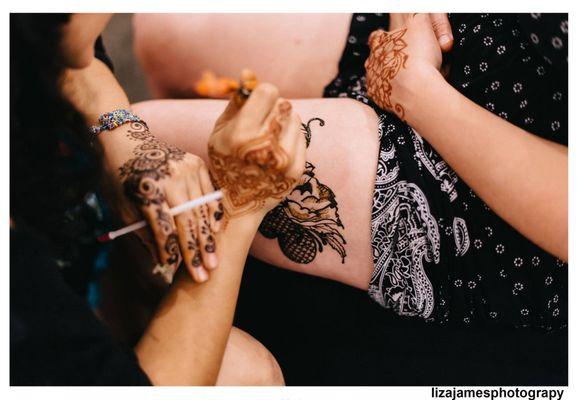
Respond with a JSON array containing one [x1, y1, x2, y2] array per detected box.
[[133, 13, 351, 98], [133, 98, 378, 289]]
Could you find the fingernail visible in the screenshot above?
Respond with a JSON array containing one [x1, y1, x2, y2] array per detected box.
[[206, 253, 219, 270], [195, 267, 209, 282], [439, 34, 452, 46]]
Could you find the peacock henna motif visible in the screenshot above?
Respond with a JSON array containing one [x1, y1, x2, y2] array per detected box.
[[301, 117, 324, 147], [365, 28, 409, 120], [208, 101, 296, 219]]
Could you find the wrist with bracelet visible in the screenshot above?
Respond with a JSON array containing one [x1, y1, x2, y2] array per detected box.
[[89, 109, 146, 143]]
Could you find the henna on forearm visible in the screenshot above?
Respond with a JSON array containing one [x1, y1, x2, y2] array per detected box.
[[258, 118, 347, 264], [365, 29, 409, 120]]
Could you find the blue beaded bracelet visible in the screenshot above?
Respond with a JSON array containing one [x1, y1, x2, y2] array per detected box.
[[89, 109, 144, 139]]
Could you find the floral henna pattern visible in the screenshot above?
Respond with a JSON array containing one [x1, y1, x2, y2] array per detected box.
[[199, 207, 216, 253], [259, 162, 346, 264], [118, 121, 185, 281], [208, 102, 296, 219], [259, 118, 347, 264], [119, 122, 185, 206], [365, 29, 409, 119], [187, 219, 203, 268]]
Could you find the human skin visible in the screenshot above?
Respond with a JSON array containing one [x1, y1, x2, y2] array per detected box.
[[133, 13, 453, 99], [58, 13, 303, 385], [365, 13, 568, 260], [133, 13, 351, 98], [133, 98, 378, 289]]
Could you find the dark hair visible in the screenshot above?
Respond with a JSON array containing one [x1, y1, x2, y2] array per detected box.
[[10, 14, 96, 239]]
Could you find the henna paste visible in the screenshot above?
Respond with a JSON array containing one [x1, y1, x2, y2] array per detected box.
[[259, 118, 347, 264], [365, 29, 409, 119]]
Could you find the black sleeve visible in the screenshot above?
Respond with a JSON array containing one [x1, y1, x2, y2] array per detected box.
[[10, 228, 151, 386]]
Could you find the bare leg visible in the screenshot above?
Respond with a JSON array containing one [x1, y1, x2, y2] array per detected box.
[[217, 327, 284, 386], [133, 14, 351, 98], [133, 98, 378, 289]]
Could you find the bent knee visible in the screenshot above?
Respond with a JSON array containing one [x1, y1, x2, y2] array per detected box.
[[218, 328, 284, 386]]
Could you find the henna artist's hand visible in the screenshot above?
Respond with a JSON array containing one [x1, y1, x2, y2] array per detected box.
[[62, 58, 222, 284], [207, 76, 307, 223], [365, 13, 446, 120], [107, 129, 222, 285]]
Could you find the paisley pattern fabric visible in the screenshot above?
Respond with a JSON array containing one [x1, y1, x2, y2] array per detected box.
[[324, 13, 568, 329]]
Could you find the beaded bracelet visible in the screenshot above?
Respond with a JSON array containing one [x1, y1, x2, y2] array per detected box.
[[89, 109, 144, 140]]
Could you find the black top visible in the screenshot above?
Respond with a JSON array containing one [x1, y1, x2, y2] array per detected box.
[[10, 38, 150, 385], [10, 227, 151, 385], [324, 13, 567, 329]]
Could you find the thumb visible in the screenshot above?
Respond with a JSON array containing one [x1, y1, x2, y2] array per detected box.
[[214, 69, 258, 125], [429, 13, 453, 52]]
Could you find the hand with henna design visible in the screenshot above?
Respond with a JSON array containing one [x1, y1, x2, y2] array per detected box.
[[63, 59, 222, 284], [365, 13, 448, 120], [207, 72, 307, 223]]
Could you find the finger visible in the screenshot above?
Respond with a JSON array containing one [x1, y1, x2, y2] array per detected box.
[[196, 203, 218, 270], [388, 13, 408, 31], [238, 83, 279, 128], [368, 29, 387, 50], [142, 202, 182, 284], [185, 173, 218, 270], [165, 184, 211, 282], [429, 13, 453, 52], [214, 95, 243, 128], [263, 100, 304, 181], [256, 98, 295, 172], [275, 102, 300, 154], [278, 110, 306, 181], [175, 211, 209, 282], [198, 163, 224, 232]]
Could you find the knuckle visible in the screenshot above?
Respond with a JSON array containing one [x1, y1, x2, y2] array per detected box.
[[186, 156, 202, 168], [431, 19, 450, 33]]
